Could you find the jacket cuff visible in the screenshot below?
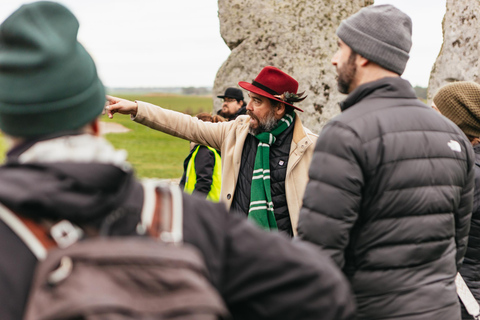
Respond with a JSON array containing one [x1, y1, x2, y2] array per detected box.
[[131, 100, 145, 122]]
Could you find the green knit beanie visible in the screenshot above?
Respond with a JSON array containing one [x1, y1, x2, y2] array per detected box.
[[0, 1, 105, 137], [433, 81, 480, 138]]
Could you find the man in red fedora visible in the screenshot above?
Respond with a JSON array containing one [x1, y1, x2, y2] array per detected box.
[[107, 66, 317, 237]]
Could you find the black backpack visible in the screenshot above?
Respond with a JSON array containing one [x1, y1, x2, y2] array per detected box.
[[0, 180, 230, 320]]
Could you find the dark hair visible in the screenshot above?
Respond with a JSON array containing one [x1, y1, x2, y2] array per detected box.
[[235, 98, 246, 106], [268, 98, 294, 114], [285, 105, 294, 114]]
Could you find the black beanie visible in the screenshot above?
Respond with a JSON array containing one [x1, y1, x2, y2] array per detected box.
[[336, 4, 412, 75], [0, 1, 105, 137]]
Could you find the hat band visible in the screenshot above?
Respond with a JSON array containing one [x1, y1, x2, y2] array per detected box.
[[252, 81, 279, 96]]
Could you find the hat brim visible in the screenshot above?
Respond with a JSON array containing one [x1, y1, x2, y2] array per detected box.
[[217, 95, 243, 100], [238, 81, 303, 112]]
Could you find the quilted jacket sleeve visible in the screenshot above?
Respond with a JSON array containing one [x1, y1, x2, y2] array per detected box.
[[454, 143, 475, 270], [298, 121, 365, 268]]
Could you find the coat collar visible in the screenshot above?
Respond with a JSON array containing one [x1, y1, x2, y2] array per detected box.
[[292, 113, 312, 144], [340, 77, 417, 112]]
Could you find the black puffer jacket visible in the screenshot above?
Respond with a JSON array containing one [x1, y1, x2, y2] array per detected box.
[[0, 136, 355, 320], [298, 77, 475, 320], [230, 122, 294, 236], [460, 144, 480, 319], [233, 105, 247, 120], [179, 144, 218, 199]]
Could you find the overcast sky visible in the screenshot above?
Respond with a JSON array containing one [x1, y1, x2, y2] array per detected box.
[[1, 0, 446, 88]]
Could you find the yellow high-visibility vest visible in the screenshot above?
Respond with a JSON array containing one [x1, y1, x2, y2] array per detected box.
[[184, 145, 222, 202]]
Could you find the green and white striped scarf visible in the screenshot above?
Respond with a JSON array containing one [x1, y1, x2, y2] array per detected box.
[[248, 111, 295, 230]]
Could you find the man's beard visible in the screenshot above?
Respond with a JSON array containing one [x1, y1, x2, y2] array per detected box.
[[222, 106, 234, 118], [336, 52, 357, 94], [248, 108, 278, 136]]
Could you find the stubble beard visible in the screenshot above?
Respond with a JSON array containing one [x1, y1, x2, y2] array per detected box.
[[248, 109, 278, 136], [336, 52, 357, 94]]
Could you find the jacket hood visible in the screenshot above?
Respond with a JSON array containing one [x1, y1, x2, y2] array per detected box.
[[0, 134, 136, 223], [0, 161, 135, 223], [340, 77, 417, 111]]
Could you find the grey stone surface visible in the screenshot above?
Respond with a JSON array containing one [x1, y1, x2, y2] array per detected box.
[[213, 0, 373, 133], [428, 0, 480, 102]]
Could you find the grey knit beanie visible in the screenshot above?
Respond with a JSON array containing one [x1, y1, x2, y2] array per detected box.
[[336, 4, 412, 75]]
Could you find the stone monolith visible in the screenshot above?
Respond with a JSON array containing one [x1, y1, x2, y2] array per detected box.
[[428, 0, 480, 101], [213, 0, 373, 133]]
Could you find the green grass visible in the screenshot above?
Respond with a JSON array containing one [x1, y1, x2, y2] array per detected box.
[[103, 94, 214, 179], [0, 94, 214, 179]]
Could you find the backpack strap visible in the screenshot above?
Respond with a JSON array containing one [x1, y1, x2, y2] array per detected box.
[[0, 203, 78, 259], [139, 178, 158, 233], [0, 203, 47, 260], [0, 179, 184, 261], [140, 179, 183, 244], [456, 272, 480, 319]]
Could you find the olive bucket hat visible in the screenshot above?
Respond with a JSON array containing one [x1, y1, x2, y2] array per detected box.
[[433, 81, 480, 138], [0, 1, 105, 137]]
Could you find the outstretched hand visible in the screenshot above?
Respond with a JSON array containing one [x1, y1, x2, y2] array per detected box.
[[105, 95, 138, 119]]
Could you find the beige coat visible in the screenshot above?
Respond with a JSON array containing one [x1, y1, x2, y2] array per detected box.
[[134, 101, 318, 235]]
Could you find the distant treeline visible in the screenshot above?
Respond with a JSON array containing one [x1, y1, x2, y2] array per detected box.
[[108, 85, 428, 100], [107, 87, 212, 95], [413, 86, 427, 100]]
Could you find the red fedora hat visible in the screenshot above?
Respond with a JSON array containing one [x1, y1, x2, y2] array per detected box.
[[238, 66, 304, 112]]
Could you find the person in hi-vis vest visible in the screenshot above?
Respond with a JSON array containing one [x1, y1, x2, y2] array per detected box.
[[179, 113, 225, 202]]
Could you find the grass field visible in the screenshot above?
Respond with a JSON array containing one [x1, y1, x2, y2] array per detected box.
[[0, 94, 215, 179], [103, 93, 214, 179]]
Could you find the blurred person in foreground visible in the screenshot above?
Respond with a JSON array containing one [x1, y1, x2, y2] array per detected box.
[[107, 66, 317, 237], [0, 2, 355, 320], [433, 81, 480, 320], [179, 113, 224, 202], [216, 87, 247, 121], [298, 4, 475, 320]]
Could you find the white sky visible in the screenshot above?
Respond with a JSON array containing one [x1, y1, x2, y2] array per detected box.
[[1, 0, 446, 88]]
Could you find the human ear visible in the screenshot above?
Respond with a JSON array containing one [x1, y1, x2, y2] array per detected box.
[[357, 54, 369, 67], [275, 103, 286, 119]]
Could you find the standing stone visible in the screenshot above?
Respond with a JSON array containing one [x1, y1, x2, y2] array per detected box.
[[213, 0, 373, 133], [428, 0, 480, 101]]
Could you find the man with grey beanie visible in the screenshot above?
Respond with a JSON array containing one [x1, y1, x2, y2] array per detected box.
[[298, 4, 474, 320]]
